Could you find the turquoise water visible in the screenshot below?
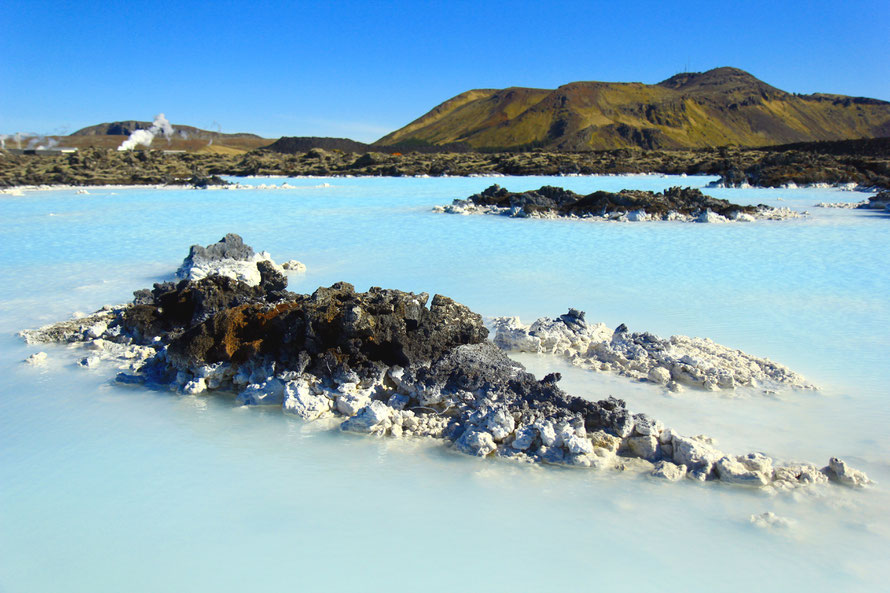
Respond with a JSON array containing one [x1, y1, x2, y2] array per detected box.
[[1, 176, 888, 592]]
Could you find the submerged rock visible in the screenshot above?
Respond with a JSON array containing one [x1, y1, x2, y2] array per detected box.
[[439, 184, 804, 222], [23, 352, 47, 365], [281, 259, 307, 273], [750, 512, 794, 530], [21, 234, 870, 493]]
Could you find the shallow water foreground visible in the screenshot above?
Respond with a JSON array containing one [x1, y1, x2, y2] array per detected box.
[[1, 175, 889, 592]]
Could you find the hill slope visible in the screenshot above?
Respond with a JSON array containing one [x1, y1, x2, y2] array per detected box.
[[263, 136, 371, 153], [71, 121, 262, 140], [64, 121, 270, 153], [375, 68, 890, 151]]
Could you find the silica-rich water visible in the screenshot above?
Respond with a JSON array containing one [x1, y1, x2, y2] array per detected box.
[[1, 177, 887, 592]]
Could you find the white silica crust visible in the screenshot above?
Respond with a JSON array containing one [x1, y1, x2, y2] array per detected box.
[[23, 351, 47, 365], [434, 202, 805, 223], [176, 249, 285, 287], [488, 311, 814, 392], [749, 512, 795, 529], [174, 233, 286, 287], [281, 259, 307, 273], [176, 254, 275, 286], [815, 201, 868, 208]]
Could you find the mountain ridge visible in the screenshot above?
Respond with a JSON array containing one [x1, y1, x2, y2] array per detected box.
[[71, 121, 263, 139], [375, 67, 890, 151]]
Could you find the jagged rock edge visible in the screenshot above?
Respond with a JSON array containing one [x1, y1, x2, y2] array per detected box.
[[18, 236, 868, 492]]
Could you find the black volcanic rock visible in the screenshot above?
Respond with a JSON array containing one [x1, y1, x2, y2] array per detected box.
[[264, 136, 371, 154], [177, 233, 256, 275], [858, 189, 890, 210], [405, 342, 632, 436], [123, 272, 489, 382], [459, 184, 760, 218]]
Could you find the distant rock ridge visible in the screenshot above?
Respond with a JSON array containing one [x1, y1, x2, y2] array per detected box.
[[263, 136, 476, 155], [436, 184, 803, 222], [2, 140, 889, 189], [375, 67, 890, 151], [19, 234, 870, 491], [263, 136, 372, 154]]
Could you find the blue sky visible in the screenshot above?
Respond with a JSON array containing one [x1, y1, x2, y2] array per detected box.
[[1, 0, 888, 142]]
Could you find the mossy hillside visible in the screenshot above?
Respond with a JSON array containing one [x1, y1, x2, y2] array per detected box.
[[375, 67, 890, 151]]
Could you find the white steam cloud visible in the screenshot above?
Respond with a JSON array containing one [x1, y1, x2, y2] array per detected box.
[[0, 134, 6, 149], [27, 135, 59, 150], [117, 113, 175, 151]]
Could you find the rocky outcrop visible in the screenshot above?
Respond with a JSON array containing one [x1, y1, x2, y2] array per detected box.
[[436, 184, 802, 222], [857, 190, 890, 211], [489, 310, 813, 392], [714, 145, 890, 190], [20, 235, 869, 492], [156, 282, 490, 383], [175, 233, 284, 287], [3, 141, 889, 189]]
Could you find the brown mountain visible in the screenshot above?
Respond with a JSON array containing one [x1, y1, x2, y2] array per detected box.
[[71, 121, 262, 139], [66, 121, 270, 154], [375, 67, 890, 151]]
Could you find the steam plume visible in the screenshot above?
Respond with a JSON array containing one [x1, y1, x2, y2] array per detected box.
[[117, 113, 175, 151], [27, 135, 59, 150], [207, 120, 222, 146]]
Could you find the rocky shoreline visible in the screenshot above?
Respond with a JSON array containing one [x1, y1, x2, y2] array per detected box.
[[437, 184, 803, 222], [20, 234, 870, 491], [2, 142, 888, 189]]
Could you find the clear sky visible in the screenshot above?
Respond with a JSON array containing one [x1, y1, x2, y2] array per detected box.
[[1, 0, 888, 142]]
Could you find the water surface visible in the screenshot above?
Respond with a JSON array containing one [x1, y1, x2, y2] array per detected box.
[[1, 176, 887, 592]]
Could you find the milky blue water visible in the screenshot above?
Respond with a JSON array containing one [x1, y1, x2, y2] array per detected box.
[[2, 176, 889, 592]]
